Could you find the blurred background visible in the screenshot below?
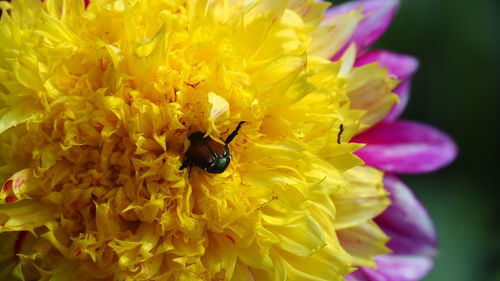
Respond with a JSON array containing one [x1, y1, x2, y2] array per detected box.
[[330, 0, 500, 280], [386, 1, 500, 280]]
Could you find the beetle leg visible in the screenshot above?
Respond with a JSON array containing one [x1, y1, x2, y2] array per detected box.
[[179, 160, 190, 170], [337, 123, 344, 144], [225, 121, 246, 144]]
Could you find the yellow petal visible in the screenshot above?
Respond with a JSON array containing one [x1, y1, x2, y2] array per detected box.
[[347, 63, 398, 130], [231, 261, 257, 281], [338, 220, 390, 268], [252, 53, 307, 111], [333, 166, 390, 229], [310, 9, 363, 59], [202, 233, 238, 280], [339, 44, 357, 78], [208, 91, 230, 121], [0, 105, 36, 134], [95, 202, 122, 238], [0, 200, 56, 232], [265, 215, 326, 257], [274, 241, 353, 281]]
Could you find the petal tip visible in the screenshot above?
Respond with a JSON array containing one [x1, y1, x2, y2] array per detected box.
[[353, 121, 458, 174]]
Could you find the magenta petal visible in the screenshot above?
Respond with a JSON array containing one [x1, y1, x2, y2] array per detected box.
[[355, 50, 419, 80], [376, 175, 437, 256], [346, 254, 434, 281], [366, 175, 436, 281], [384, 79, 411, 121], [364, 255, 434, 281], [353, 121, 458, 174], [345, 270, 372, 281], [327, 0, 399, 59], [355, 50, 419, 121], [345, 175, 437, 281], [346, 256, 433, 281]]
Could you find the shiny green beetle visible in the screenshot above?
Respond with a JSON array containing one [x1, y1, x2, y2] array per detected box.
[[180, 121, 246, 174]]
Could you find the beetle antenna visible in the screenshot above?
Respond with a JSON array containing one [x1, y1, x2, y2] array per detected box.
[[337, 123, 344, 144], [225, 121, 246, 144]]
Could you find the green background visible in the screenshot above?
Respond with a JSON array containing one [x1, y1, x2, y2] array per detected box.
[[328, 0, 500, 280]]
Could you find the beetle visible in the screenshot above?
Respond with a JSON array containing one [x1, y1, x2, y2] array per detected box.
[[179, 121, 246, 174]]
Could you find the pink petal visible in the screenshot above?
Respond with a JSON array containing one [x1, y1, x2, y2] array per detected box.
[[346, 253, 434, 281], [363, 255, 434, 281], [355, 50, 419, 121], [345, 175, 437, 281], [384, 79, 411, 121], [327, 0, 400, 59], [355, 50, 419, 80], [353, 121, 458, 174], [345, 270, 371, 281], [376, 175, 437, 256]]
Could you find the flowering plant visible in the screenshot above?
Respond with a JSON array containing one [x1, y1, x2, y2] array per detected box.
[[0, 0, 456, 280]]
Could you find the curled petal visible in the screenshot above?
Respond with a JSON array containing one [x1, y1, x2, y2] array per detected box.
[[353, 121, 458, 174], [208, 92, 230, 121], [0, 106, 40, 135], [355, 50, 419, 120], [327, 0, 400, 59], [0, 200, 57, 232], [1, 169, 34, 204]]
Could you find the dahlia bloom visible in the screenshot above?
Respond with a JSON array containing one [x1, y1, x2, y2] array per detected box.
[[0, 1, 455, 281]]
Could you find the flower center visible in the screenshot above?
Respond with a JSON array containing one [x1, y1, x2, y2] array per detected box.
[[0, 1, 397, 280]]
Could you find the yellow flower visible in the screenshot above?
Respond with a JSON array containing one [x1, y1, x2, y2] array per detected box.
[[0, 0, 398, 280]]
